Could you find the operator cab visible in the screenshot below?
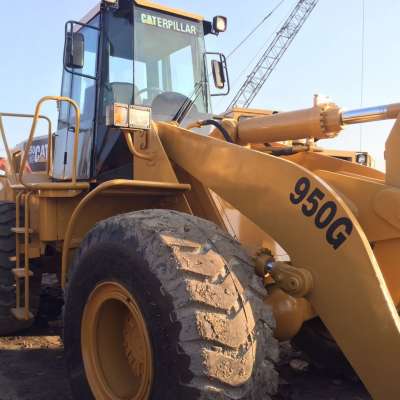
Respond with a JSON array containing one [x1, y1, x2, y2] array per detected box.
[[52, 0, 228, 182]]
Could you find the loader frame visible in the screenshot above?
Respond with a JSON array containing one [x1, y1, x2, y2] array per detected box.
[[0, 1, 399, 398], [2, 93, 400, 399]]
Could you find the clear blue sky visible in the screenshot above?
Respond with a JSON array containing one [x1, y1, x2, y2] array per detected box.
[[1, 0, 399, 170]]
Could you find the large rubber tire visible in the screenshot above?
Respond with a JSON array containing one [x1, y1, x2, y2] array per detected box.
[[64, 209, 279, 400], [0, 201, 41, 335]]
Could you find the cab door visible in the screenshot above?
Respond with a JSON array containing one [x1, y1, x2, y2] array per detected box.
[[52, 17, 100, 180]]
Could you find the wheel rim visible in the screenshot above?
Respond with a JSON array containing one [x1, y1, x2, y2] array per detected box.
[[81, 281, 153, 400]]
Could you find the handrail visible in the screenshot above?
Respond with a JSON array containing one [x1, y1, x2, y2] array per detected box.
[[123, 130, 153, 161], [19, 96, 81, 189], [0, 96, 82, 190], [0, 112, 52, 184]]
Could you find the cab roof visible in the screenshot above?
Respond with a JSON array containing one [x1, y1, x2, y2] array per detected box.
[[80, 0, 204, 25], [135, 0, 203, 21]]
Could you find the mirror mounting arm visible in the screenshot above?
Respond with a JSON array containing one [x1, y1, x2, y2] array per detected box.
[[63, 20, 100, 81], [204, 52, 230, 97]]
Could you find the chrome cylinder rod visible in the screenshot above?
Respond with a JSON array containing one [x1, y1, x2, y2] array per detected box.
[[341, 103, 400, 125]]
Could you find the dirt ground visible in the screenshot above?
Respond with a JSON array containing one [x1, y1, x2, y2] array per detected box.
[[0, 329, 72, 400], [0, 284, 371, 400], [0, 328, 371, 400]]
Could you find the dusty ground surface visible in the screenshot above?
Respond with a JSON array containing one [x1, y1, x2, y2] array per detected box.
[[273, 344, 371, 400], [0, 283, 371, 400], [0, 328, 72, 400], [0, 329, 371, 400]]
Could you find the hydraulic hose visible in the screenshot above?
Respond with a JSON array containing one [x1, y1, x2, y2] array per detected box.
[[197, 119, 234, 143]]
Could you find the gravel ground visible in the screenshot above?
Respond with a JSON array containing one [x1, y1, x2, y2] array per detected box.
[[0, 329, 72, 400], [0, 328, 371, 400], [0, 281, 371, 400], [273, 343, 371, 400]]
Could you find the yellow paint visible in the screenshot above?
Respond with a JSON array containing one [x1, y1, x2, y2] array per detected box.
[[135, 0, 203, 21]]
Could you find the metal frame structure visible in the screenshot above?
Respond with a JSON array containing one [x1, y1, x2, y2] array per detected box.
[[1, 1, 400, 398], [0, 96, 85, 320], [227, 0, 318, 109], [1, 92, 400, 399]]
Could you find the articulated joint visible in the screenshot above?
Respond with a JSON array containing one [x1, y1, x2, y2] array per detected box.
[[253, 248, 273, 278], [268, 262, 313, 298], [254, 251, 313, 298]]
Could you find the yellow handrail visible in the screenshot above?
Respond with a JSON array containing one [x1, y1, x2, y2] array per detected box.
[[19, 96, 81, 188], [0, 112, 52, 184], [0, 96, 82, 190]]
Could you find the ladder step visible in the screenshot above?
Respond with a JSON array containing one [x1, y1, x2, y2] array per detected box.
[[11, 227, 34, 234], [8, 247, 41, 262], [12, 268, 33, 279], [10, 307, 34, 321]]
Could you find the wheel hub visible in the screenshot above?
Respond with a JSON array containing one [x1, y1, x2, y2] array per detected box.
[[123, 313, 147, 378], [81, 281, 153, 400]]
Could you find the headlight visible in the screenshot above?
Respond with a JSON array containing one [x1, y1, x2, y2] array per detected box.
[[356, 152, 368, 165], [129, 105, 151, 130], [213, 16, 227, 33], [106, 103, 151, 130]]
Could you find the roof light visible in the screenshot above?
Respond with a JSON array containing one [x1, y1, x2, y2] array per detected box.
[[213, 16, 227, 34], [102, 0, 119, 8]]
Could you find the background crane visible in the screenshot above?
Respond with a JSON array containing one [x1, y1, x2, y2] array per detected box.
[[226, 0, 319, 110]]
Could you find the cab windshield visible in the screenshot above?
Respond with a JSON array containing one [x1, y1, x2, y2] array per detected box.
[[105, 5, 209, 121]]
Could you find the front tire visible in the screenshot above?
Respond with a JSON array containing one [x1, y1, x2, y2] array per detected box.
[[64, 209, 279, 399]]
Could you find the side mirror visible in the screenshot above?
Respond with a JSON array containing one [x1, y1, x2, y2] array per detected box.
[[205, 52, 230, 96], [211, 60, 226, 89], [65, 32, 85, 69]]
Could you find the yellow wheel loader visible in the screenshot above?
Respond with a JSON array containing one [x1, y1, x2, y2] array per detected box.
[[0, 1, 399, 399]]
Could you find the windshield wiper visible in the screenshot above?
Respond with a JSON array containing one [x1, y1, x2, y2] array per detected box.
[[172, 81, 205, 125]]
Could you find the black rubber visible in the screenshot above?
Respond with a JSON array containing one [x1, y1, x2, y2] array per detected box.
[[64, 209, 279, 400], [0, 201, 41, 335]]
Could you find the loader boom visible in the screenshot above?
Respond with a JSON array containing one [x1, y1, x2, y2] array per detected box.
[[157, 114, 400, 399]]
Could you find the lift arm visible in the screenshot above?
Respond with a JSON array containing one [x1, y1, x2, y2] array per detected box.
[[158, 120, 400, 400]]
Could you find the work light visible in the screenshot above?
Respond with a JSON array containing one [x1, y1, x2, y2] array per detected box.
[[129, 105, 152, 130], [213, 16, 227, 34], [356, 152, 368, 165], [106, 103, 151, 130], [102, 0, 119, 7], [107, 103, 129, 128]]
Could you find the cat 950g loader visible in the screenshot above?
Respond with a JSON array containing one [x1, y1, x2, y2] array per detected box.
[[0, 1, 399, 399]]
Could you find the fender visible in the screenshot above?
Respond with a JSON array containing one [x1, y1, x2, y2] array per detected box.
[[61, 179, 190, 287]]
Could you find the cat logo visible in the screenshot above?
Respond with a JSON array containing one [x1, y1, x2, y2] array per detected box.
[[29, 143, 48, 164], [140, 12, 198, 36]]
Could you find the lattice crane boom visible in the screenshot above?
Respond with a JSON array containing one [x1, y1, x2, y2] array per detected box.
[[227, 0, 319, 110]]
